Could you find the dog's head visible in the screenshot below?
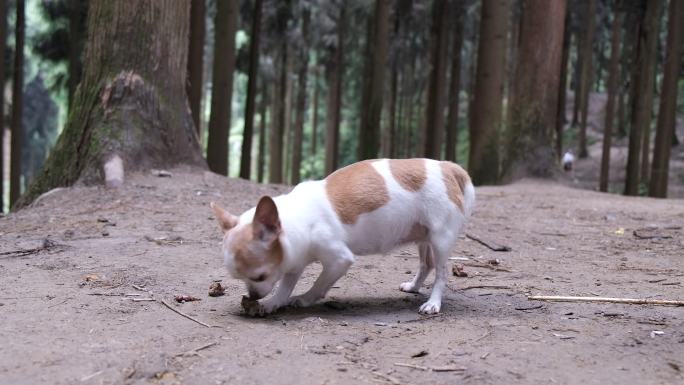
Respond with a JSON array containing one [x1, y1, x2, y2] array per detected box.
[[210, 196, 284, 300]]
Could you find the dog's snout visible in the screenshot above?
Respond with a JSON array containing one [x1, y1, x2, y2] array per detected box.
[[248, 287, 264, 300]]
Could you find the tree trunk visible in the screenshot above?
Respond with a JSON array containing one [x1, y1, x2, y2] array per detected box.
[[649, 0, 683, 198], [618, 6, 640, 138], [10, 0, 25, 207], [624, 0, 661, 196], [257, 83, 268, 184], [469, 0, 509, 185], [0, 0, 7, 211], [423, 0, 449, 159], [310, 64, 319, 157], [577, 0, 595, 159], [324, 4, 345, 175], [358, 0, 390, 161], [186, 0, 205, 134], [504, 0, 521, 143], [207, 0, 238, 176], [571, 34, 581, 127], [17, 0, 205, 208], [239, 0, 262, 180], [291, 8, 310, 185], [67, 0, 86, 110], [555, 9, 571, 158], [599, 10, 623, 193], [282, 49, 294, 181], [445, 0, 464, 163], [502, 0, 567, 181]]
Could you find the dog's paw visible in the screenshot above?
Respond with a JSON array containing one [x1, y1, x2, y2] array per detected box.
[[399, 281, 419, 293], [418, 300, 441, 314], [289, 295, 315, 308], [242, 297, 279, 317]]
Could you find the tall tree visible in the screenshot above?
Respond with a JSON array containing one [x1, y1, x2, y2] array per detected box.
[[423, 0, 449, 159], [10, 0, 25, 206], [239, 0, 263, 180], [67, 0, 86, 109], [257, 82, 268, 184], [358, 0, 390, 161], [310, 63, 319, 157], [599, 8, 624, 193], [624, 0, 661, 195], [502, 0, 566, 181], [18, 0, 205, 208], [649, 0, 683, 198], [186, 0, 205, 135], [291, 7, 310, 184], [555, 8, 571, 158], [207, 0, 238, 176], [469, 0, 509, 185], [0, 0, 7, 210], [577, 0, 596, 159], [269, 2, 290, 183], [324, 3, 345, 175], [445, 0, 464, 162]]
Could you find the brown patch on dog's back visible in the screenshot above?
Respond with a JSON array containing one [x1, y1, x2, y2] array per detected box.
[[389, 159, 427, 192], [440, 161, 471, 213], [326, 160, 389, 224]]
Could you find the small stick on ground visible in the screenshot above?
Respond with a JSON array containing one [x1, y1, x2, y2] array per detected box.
[[463, 262, 512, 272], [174, 342, 218, 357], [371, 371, 402, 385], [460, 285, 512, 291], [159, 299, 214, 327], [394, 362, 428, 371], [465, 234, 511, 252], [528, 295, 684, 306]]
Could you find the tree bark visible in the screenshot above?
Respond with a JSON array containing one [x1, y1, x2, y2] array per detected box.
[[649, 0, 683, 198], [269, 2, 290, 183], [257, 83, 268, 184], [624, 0, 660, 195], [502, 0, 567, 181], [67, 0, 86, 110], [17, 0, 205, 208], [324, 4, 345, 175], [423, 0, 449, 159], [310, 64, 319, 157], [186, 0, 205, 134], [571, 33, 581, 127], [10, 0, 25, 207], [469, 0, 509, 185], [0, 0, 7, 211], [599, 10, 623, 193], [239, 0, 262, 180], [577, 0, 595, 159], [291, 8, 310, 185], [207, 0, 238, 176], [445, 0, 464, 163], [555, 9, 571, 158]]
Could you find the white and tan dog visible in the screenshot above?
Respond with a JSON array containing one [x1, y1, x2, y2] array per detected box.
[[210, 158, 475, 316]]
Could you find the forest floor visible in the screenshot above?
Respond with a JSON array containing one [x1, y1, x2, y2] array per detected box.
[[1, 165, 683, 385]]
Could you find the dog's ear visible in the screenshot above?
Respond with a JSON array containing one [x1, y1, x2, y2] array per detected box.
[[253, 196, 281, 243], [210, 202, 238, 233]]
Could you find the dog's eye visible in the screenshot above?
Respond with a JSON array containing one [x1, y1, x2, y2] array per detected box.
[[252, 273, 267, 282]]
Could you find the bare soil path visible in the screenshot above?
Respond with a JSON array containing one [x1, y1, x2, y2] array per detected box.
[[0, 167, 682, 385]]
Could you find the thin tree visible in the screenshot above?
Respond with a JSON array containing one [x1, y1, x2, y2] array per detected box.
[[358, 0, 390, 161], [649, 0, 683, 198], [186, 0, 205, 135], [469, 0, 509, 185], [291, 7, 310, 184], [599, 8, 624, 193], [207, 0, 238, 176], [423, 0, 449, 159], [239, 0, 263, 180], [310, 63, 319, 157], [577, 0, 595, 159], [257, 82, 268, 184], [18, 0, 205, 208], [555, 8, 571, 158], [269, 3, 290, 183], [324, 3, 346, 175], [445, 0, 464, 162], [10, 0, 25, 206], [0, 0, 7, 211], [624, 0, 661, 196], [502, 0, 567, 181]]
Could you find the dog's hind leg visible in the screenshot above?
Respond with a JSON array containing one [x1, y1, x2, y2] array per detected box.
[[399, 242, 434, 293]]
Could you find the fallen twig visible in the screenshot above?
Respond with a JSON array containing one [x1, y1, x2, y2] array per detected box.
[[394, 362, 428, 371], [0, 239, 65, 259], [465, 234, 511, 252], [460, 285, 511, 291], [528, 295, 684, 306], [633, 229, 673, 240], [174, 342, 218, 357], [371, 371, 402, 385], [515, 304, 544, 311], [159, 299, 213, 327], [463, 262, 512, 272], [131, 298, 156, 302], [400, 314, 442, 323]]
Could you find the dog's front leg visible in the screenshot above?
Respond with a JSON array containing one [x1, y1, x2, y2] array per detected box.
[[255, 270, 303, 315], [290, 247, 354, 308]]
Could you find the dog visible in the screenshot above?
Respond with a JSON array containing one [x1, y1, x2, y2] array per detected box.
[[210, 158, 475, 316]]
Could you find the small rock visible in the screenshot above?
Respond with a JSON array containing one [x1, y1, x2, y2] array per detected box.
[[102, 231, 110, 237], [97, 217, 110, 223], [374, 322, 388, 327], [452, 264, 468, 277], [411, 350, 429, 358], [174, 295, 201, 303], [208, 282, 225, 297]]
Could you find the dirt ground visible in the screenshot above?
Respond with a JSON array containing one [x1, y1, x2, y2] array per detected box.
[[0, 165, 682, 385]]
